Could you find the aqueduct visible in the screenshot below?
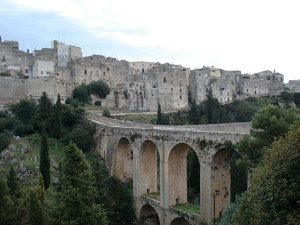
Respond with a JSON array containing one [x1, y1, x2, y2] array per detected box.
[[90, 113, 251, 225]]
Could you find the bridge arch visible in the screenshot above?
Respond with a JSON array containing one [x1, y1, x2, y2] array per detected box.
[[139, 204, 160, 225], [168, 143, 200, 207], [211, 147, 235, 219], [139, 140, 160, 195], [170, 217, 191, 225], [112, 137, 133, 182]]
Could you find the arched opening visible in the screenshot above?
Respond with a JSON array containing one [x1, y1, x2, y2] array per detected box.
[[140, 140, 160, 199], [140, 204, 160, 225], [168, 143, 200, 212], [211, 147, 234, 220], [112, 137, 133, 183], [170, 217, 191, 225]]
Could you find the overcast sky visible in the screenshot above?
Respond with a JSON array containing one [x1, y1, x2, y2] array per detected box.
[[1, 0, 299, 82]]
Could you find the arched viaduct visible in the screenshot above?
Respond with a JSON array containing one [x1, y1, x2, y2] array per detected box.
[[89, 113, 251, 225]]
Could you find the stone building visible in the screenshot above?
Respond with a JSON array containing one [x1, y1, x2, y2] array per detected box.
[[0, 37, 285, 110]]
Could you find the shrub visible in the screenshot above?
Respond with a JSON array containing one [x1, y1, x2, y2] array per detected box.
[[102, 109, 111, 118]]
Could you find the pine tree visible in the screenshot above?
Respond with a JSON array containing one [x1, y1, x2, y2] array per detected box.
[[40, 124, 50, 190], [156, 102, 163, 125], [51, 142, 107, 225], [7, 166, 21, 198]]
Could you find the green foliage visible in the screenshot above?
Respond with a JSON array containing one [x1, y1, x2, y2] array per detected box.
[[230, 153, 247, 201], [51, 142, 107, 225], [0, 130, 12, 152], [187, 149, 200, 204], [188, 100, 199, 124], [32, 92, 52, 132], [73, 85, 90, 103], [28, 175, 47, 225], [61, 104, 84, 128], [280, 91, 293, 102], [209, 194, 243, 225], [62, 118, 96, 152], [50, 95, 62, 139], [40, 124, 50, 190], [65, 97, 82, 108], [0, 71, 11, 76], [88, 80, 110, 99], [7, 166, 21, 198], [91, 154, 135, 225], [233, 123, 300, 225], [0, 178, 15, 225], [14, 99, 37, 124], [293, 92, 300, 107], [156, 102, 163, 125], [102, 109, 111, 118], [238, 104, 300, 167], [13, 123, 34, 137]]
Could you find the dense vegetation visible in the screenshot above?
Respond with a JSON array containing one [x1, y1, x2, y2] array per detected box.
[[0, 91, 135, 225]]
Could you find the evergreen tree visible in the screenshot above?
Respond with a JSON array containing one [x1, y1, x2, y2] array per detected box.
[[28, 175, 47, 225], [51, 142, 107, 225], [156, 102, 163, 125], [32, 92, 52, 132], [188, 100, 199, 124], [7, 165, 21, 198], [0, 178, 14, 225], [205, 88, 214, 124], [52, 94, 62, 147], [233, 123, 300, 224], [40, 124, 50, 190]]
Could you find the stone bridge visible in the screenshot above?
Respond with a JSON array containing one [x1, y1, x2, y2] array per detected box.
[[89, 113, 251, 225]]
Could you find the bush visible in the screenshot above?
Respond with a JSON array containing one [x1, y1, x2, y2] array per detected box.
[[73, 85, 90, 103], [102, 109, 111, 118], [88, 80, 110, 99], [13, 124, 26, 137], [0, 72, 11, 76], [0, 131, 12, 152]]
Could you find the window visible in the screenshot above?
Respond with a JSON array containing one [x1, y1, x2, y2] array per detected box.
[[164, 69, 166, 72], [85, 70, 87, 75], [267, 76, 270, 80], [142, 69, 144, 73], [247, 89, 248, 92], [46, 71, 51, 75], [25, 69, 28, 73], [220, 92, 222, 96], [2, 56, 5, 61], [103, 71, 106, 76], [164, 77, 166, 83], [180, 96, 182, 100], [180, 89, 182, 92], [41, 71, 43, 75], [171, 88, 173, 92]]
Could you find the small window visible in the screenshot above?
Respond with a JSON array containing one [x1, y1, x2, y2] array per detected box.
[[142, 69, 144, 73], [180, 96, 182, 100], [85, 70, 87, 75], [25, 69, 28, 73], [164, 77, 166, 83], [41, 71, 43, 75]]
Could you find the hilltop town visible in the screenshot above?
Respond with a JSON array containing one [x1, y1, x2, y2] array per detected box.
[[0, 37, 298, 111]]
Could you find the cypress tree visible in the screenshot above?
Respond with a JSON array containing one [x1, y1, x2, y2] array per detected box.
[[40, 124, 50, 190], [52, 94, 62, 148], [6, 165, 21, 198], [205, 88, 214, 124], [28, 174, 47, 225], [156, 102, 163, 125], [0, 178, 14, 224]]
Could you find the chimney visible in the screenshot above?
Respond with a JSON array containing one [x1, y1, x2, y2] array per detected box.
[[27, 49, 29, 54]]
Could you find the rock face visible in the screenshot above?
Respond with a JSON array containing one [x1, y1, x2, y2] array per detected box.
[[17, 161, 39, 180], [0, 137, 39, 180]]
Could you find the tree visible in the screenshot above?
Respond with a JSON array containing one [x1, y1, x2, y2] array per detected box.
[[91, 154, 135, 225], [102, 109, 111, 118], [51, 142, 107, 225], [156, 102, 163, 125], [238, 104, 300, 167], [73, 85, 90, 103], [7, 166, 21, 198], [28, 174, 47, 225], [14, 99, 37, 124], [51, 94, 62, 147], [62, 118, 96, 152], [88, 80, 110, 99], [0, 178, 14, 225], [40, 124, 50, 190], [233, 123, 300, 225], [205, 88, 214, 124], [32, 92, 52, 132], [188, 100, 199, 124]]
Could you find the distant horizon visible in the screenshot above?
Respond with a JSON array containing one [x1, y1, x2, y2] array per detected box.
[[1, 0, 299, 82]]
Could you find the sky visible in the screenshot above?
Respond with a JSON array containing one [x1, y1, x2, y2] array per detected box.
[[1, 0, 299, 82]]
